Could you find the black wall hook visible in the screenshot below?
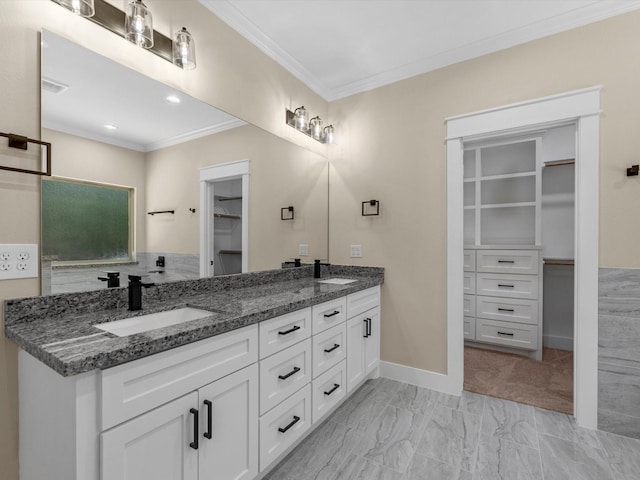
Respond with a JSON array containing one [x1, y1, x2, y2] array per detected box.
[[627, 165, 639, 176]]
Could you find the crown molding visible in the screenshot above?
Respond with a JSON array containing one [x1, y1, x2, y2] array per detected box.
[[144, 119, 247, 151]]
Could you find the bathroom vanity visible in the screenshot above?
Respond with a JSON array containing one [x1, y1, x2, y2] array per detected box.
[[5, 265, 383, 480]]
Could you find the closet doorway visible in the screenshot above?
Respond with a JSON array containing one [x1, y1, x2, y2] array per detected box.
[[461, 125, 575, 414]]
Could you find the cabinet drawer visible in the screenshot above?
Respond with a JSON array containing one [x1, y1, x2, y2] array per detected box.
[[463, 317, 476, 340], [312, 360, 346, 424], [259, 338, 311, 414], [259, 308, 311, 359], [463, 294, 475, 317], [475, 318, 538, 350], [476, 273, 538, 300], [463, 250, 476, 272], [101, 324, 258, 430], [463, 272, 476, 294], [347, 286, 380, 318], [476, 295, 539, 325], [312, 297, 347, 334], [476, 250, 539, 275], [312, 323, 346, 378], [259, 384, 311, 472]]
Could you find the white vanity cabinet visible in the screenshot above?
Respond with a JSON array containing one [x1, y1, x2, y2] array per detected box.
[[346, 286, 381, 392]]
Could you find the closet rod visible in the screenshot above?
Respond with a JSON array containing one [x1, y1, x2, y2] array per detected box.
[[544, 159, 575, 167], [543, 258, 574, 266]]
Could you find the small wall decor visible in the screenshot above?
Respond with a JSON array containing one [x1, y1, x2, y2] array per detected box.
[[627, 164, 639, 176], [281, 206, 295, 220], [0, 132, 51, 176], [362, 200, 380, 216]]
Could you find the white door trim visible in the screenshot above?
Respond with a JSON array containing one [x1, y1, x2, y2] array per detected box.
[[199, 160, 250, 277], [445, 87, 600, 428]]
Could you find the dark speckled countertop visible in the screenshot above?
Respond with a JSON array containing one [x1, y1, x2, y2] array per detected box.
[[4, 265, 383, 377]]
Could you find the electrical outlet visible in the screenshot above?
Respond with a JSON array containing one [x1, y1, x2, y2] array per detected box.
[[0, 244, 38, 280], [298, 244, 309, 256], [350, 244, 362, 258]]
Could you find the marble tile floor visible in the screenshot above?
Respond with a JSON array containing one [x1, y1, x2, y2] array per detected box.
[[265, 378, 640, 480]]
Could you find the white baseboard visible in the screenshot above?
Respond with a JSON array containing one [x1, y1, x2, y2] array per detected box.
[[379, 361, 461, 396]]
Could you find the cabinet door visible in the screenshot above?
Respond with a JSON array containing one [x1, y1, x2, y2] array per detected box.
[[363, 307, 380, 376], [198, 364, 258, 480], [101, 392, 198, 480], [346, 315, 366, 392]]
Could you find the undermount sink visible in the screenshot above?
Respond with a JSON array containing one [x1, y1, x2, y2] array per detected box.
[[94, 307, 213, 337], [317, 278, 357, 285]]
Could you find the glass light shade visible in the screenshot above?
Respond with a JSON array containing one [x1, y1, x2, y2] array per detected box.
[[294, 106, 308, 131], [54, 0, 95, 17], [309, 116, 323, 140], [323, 125, 335, 144], [173, 27, 197, 70], [125, 0, 154, 49]]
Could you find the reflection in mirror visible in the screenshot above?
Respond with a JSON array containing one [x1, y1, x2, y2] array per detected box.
[[41, 30, 328, 294]]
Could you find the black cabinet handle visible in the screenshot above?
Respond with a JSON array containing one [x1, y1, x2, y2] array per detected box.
[[498, 260, 515, 264], [189, 408, 199, 450], [324, 343, 340, 353], [363, 318, 369, 338], [278, 415, 301, 433], [498, 308, 515, 312], [497, 284, 515, 288], [278, 325, 301, 336], [324, 310, 340, 318], [324, 383, 340, 396], [497, 331, 514, 336], [203, 400, 212, 440], [278, 366, 301, 380]]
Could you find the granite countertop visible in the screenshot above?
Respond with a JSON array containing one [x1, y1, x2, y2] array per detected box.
[[4, 265, 383, 377]]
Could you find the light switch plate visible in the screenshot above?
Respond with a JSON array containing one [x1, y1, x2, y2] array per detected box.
[[350, 244, 362, 258], [299, 244, 309, 256], [0, 244, 39, 280]]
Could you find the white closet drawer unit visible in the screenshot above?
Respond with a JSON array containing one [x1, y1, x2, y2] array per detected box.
[[463, 317, 476, 340], [463, 250, 476, 272], [312, 323, 346, 378], [476, 250, 539, 275], [476, 295, 539, 325], [475, 318, 538, 350], [347, 286, 380, 318], [259, 384, 311, 472], [463, 272, 476, 294], [312, 360, 346, 424], [259, 338, 311, 414], [311, 297, 347, 334], [259, 308, 311, 359], [476, 273, 538, 300], [463, 294, 476, 317]]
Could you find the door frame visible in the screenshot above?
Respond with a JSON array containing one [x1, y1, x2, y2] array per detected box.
[[199, 160, 249, 277], [445, 87, 600, 428]]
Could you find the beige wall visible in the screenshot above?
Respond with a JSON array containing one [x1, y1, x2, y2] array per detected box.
[[329, 11, 640, 373], [145, 124, 328, 269], [0, 2, 327, 478]]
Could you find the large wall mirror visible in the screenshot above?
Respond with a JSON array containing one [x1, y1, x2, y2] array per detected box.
[[41, 30, 328, 294]]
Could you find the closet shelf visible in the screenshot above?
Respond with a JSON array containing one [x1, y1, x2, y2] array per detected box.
[[480, 202, 536, 209], [214, 213, 241, 220], [543, 258, 574, 266], [215, 195, 242, 202], [544, 159, 575, 167], [218, 250, 242, 255]]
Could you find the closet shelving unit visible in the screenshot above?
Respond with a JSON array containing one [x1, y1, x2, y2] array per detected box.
[[213, 192, 243, 274]]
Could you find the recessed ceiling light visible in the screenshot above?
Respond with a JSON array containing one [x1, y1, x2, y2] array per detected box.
[[103, 124, 118, 131], [166, 95, 181, 104]]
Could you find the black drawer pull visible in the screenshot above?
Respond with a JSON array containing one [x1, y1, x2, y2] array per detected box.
[[278, 366, 301, 380], [498, 308, 515, 312], [497, 331, 514, 336], [189, 408, 199, 450], [498, 260, 515, 264], [497, 284, 515, 288], [324, 383, 340, 396], [278, 415, 300, 433], [324, 343, 340, 353], [203, 400, 212, 440], [367, 318, 372, 337], [278, 325, 301, 336], [324, 310, 340, 318]]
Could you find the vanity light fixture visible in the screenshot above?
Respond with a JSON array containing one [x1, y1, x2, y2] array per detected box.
[[173, 27, 197, 70], [125, 0, 154, 49], [286, 107, 335, 144], [53, 0, 95, 17]]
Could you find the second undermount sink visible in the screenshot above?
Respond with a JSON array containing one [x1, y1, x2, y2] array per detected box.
[[94, 307, 214, 337], [317, 278, 357, 285]]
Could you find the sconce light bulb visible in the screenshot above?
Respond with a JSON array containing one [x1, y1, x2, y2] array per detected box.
[[323, 125, 335, 145], [309, 116, 323, 140], [54, 0, 94, 17], [173, 27, 197, 70], [125, 0, 154, 49], [294, 106, 308, 131]]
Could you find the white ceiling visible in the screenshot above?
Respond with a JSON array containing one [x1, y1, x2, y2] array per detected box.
[[200, 0, 640, 101]]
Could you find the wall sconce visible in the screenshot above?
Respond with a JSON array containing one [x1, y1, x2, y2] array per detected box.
[[286, 107, 335, 144], [362, 200, 380, 216], [50, 0, 196, 69], [281, 206, 295, 220]]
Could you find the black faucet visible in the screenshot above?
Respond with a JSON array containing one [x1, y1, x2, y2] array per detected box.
[[98, 271, 120, 288], [128, 274, 155, 311]]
